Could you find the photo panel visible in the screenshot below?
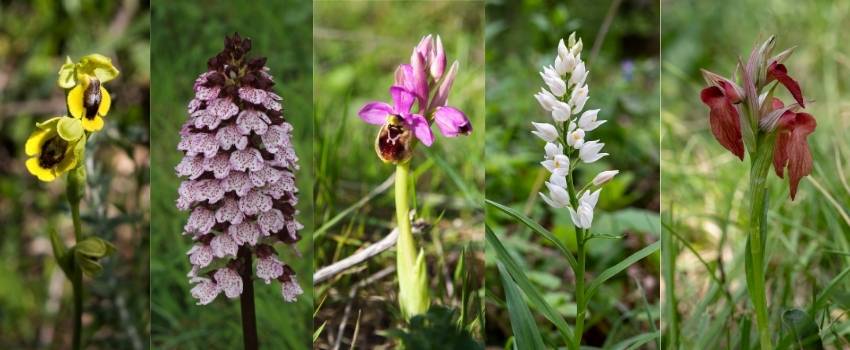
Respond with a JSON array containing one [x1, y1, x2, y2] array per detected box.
[[149, 0, 313, 348], [312, 1, 485, 348]]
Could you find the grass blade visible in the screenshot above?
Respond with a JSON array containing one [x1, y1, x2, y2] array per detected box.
[[486, 199, 578, 272], [498, 263, 547, 350], [486, 225, 575, 347], [585, 240, 660, 301]]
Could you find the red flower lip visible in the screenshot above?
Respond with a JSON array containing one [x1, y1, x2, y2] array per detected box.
[[700, 85, 745, 160], [773, 111, 816, 200]]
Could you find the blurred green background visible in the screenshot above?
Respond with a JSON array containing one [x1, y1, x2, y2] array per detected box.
[[661, 0, 850, 348], [313, 1, 485, 348], [0, 0, 150, 349], [149, 0, 312, 349], [484, 0, 660, 347]]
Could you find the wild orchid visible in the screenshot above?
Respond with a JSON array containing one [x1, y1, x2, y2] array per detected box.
[[530, 33, 622, 349], [175, 33, 303, 349], [357, 34, 472, 320], [25, 54, 120, 350], [699, 36, 816, 350]]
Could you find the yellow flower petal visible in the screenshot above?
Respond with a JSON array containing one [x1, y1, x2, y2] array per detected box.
[[98, 86, 111, 117], [81, 115, 104, 132], [68, 84, 86, 119], [25, 129, 50, 156], [26, 158, 57, 182]]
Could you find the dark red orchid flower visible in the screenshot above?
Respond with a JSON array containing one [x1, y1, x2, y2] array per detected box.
[[766, 61, 805, 107], [773, 111, 816, 200], [700, 85, 745, 160]]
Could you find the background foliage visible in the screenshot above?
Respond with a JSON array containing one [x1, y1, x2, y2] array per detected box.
[[0, 0, 150, 349], [313, 1, 485, 348], [661, 0, 850, 348], [148, 0, 313, 349], [484, 0, 661, 348]]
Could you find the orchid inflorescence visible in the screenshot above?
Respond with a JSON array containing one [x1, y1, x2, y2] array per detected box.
[[700, 36, 816, 200], [175, 33, 303, 305], [26, 54, 119, 182], [358, 34, 472, 164], [533, 33, 617, 229]]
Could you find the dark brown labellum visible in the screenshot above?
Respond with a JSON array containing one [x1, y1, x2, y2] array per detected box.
[[375, 119, 413, 164], [38, 136, 68, 168], [84, 79, 102, 119]]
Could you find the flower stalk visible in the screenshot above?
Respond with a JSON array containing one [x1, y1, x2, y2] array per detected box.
[[534, 33, 615, 347], [26, 54, 119, 350], [698, 36, 817, 350], [357, 34, 472, 322], [238, 247, 259, 350], [394, 162, 430, 319]]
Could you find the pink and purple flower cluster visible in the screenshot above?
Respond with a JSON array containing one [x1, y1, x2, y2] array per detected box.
[[358, 34, 473, 163], [175, 33, 303, 305]]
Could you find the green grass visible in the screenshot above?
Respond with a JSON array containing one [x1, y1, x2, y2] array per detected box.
[[660, 0, 850, 348], [312, 1, 485, 348], [483, 0, 661, 348], [149, 1, 313, 349]]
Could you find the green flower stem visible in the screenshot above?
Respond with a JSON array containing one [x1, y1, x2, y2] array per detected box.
[[748, 136, 775, 350], [395, 161, 429, 320], [67, 163, 85, 350], [566, 166, 587, 349]]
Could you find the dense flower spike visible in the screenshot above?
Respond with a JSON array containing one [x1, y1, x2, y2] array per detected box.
[[358, 34, 472, 164], [699, 36, 816, 200], [176, 33, 302, 304], [534, 34, 617, 229]]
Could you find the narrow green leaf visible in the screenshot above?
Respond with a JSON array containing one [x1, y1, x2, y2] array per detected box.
[[313, 321, 326, 342], [486, 199, 577, 272], [498, 263, 546, 350], [781, 309, 823, 350], [738, 316, 751, 350], [486, 226, 575, 347], [610, 332, 660, 350], [585, 240, 660, 301], [48, 229, 71, 277], [809, 264, 850, 315]]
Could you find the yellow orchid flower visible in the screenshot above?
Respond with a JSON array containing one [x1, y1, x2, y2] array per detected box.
[[67, 75, 112, 132], [59, 54, 119, 132], [25, 117, 86, 182]]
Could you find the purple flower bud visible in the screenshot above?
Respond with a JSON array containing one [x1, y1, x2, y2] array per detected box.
[[430, 35, 446, 80], [176, 34, 302, 305]]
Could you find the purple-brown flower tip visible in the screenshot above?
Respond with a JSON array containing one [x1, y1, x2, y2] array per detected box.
[[773, 111, 816, 200], [700, 85, 745, 160]]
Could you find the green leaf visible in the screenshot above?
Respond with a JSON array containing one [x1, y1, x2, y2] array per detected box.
[[808, 264, 850, 315], [486, 199, 577, 272], [313, 321, 326, 343], [57, 56, 77, 88], [498, 263, 546, 350], [486, 226, 575, 347], [781, 309, 823, 350], [48, 229, 71, 277], [585, 240, 660, 302], [609, 332, 660, 350]]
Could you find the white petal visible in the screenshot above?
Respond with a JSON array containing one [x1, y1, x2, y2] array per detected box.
[[531, 122, 559, 142]]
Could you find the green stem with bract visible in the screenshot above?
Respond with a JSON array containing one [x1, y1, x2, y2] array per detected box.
[[747, 135, 774, 350], [395, 161, 429, 320], [67, 164, 85, 350]]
